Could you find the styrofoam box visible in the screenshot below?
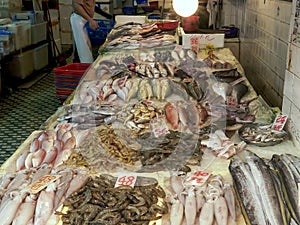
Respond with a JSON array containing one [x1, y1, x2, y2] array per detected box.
[[33, 43, 49, 70], [0, 9, 10, 18], [13, 11, 44, 24], [17, 21, 31, 48], [8, 49, 34, 79], [60, 17, 71, 32], [0, 32, 15, 56], [60, 30, 73, 44], [0, 21, 31, 50], [0, 0, 22, 10], [115, 15, 146, 25], [31, 21, 47, 44], [182, 31, 225, 49]]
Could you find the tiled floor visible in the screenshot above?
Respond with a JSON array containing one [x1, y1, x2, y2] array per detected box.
[[0, 71, 62, 166]]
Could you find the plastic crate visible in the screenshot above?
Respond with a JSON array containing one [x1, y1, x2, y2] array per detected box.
[[156, 20, 179, 31], [136, 0, 148, 4], [220, 26, 239, 38], [122, 6, 137, 15], [85, 19, 115, 45], [54, 63, 91, 102]]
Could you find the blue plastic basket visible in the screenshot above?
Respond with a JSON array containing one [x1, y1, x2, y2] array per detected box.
[[220, 26, 240, 38], [136, 0, 148, 4], [122, 6, 137, 15], [85, 19, 116, 45]]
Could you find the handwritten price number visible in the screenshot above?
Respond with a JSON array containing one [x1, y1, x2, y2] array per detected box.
[[28, 175, 61, 194], [275, 115, 287, 124], [151, 118, 169, 138], [190, 37, 199, 52], [189, 171, 210, 186], [272, 115, 288, 131], [226, 96, 237, 106], [153, 127, 169, 138], [115, 175, 137, 188]]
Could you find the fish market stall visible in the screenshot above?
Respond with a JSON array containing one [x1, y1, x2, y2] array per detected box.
[[0, 21, 299, 225]]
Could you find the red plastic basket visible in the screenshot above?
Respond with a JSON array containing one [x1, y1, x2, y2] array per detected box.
[[54, 63, 91, 103], [156, 21, 179, 31], [54, 63, 91, 76]]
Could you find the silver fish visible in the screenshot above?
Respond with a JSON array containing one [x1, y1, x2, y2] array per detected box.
[[229, 155, 268, 225], [245, 151, 285, 225], [271, 154, 300, 222]]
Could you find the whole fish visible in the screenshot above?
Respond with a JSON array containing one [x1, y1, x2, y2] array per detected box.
[[229, 156, 267, 225], [165, 102, 179, 130], [245, 151, 284, 225], [160, 78, 171, 100], [271, 154, 300, 222], [223, 182, 236, 221]]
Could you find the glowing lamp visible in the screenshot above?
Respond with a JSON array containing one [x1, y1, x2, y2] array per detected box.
[[172, 0, 198, 17]]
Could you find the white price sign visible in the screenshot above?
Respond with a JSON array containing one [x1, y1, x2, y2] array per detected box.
[[272, 115, 288, 131], [115, 174, 137, 188]]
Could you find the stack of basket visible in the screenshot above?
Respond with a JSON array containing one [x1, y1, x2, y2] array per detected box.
[[54, 63, 91, 103]]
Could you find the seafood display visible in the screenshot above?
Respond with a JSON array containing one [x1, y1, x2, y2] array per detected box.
[[15, 127, 88, 171], [201, 129, 247, 159], [0, 20, 294, 225], [77, 127, 203, 172], [239, 123, 288, 146], [102, 22, 177, 51], [229, 151, 298, 225], [56, 103, 119, 130], [122, 101, 163, 133], [168, 172, 237, 225], [203, 54, 234, 69], [136, 131, 203, 171], [61, 174, 168, 225], [96, 126, 141, 165], [0, 166, 89, 225], [164, 101, 209, 132], [271, 154, 300, 223]]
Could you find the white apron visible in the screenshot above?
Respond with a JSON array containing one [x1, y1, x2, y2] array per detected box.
[[70, 13, 94, 63]]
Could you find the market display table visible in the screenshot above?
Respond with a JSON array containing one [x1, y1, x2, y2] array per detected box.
[[0, 22, 297, 225]]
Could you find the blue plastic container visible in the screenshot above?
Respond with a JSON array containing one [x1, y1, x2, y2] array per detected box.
[[220, 26, 240, 38], [122, 6, 137, 15], [85, 19, 116, 45], [136, 0, 148, 4]]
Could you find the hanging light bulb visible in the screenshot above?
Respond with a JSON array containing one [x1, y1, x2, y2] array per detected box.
[[172, 0, 198, 17]]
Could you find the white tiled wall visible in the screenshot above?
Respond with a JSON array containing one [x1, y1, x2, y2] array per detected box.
[[238, 0, 292, 107], [283, 43, 300, 143]]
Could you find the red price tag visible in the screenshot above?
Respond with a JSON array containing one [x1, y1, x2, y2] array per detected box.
[[226, 96, 237, 106], [150, 118, 169, 138], [115, 174, 137, 188], [186, 171, 211, 186], [272, 115, 288, 131], [27, 174, 61, 194], [142, 100, 153, 105]]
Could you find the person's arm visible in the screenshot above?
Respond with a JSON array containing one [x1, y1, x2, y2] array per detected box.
[[73, 1, 99, 30]]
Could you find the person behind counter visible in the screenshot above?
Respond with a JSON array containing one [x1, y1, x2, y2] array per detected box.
[[70, 0, 99, 63]]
